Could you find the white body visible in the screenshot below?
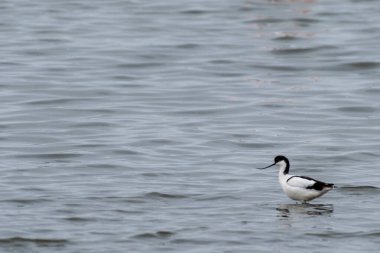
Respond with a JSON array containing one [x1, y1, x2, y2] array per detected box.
[[277, 161, 332, 202]]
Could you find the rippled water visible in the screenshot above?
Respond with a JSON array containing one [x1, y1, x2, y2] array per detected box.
[[1, 0, 380, 252]]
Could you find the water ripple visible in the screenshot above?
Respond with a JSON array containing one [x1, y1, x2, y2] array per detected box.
[[343, 61, 380, 70], [144, 192, 192, 199], [338, 185, 380, 195], [337, 106, 377, 113], [277, 203, 334, 217], [307, 231, 380, 239], [132, 231, 174, 239], [14, 153, 83, 160], [0, 237, 68, 247], [270, 46, 336, 55], [1, 0, 380, 252]]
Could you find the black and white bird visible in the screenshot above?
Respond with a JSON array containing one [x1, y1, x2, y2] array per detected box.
[[258, 155, 334, 203]]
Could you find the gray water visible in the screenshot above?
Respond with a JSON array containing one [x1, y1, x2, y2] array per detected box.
[[1, 0, 380, 252]]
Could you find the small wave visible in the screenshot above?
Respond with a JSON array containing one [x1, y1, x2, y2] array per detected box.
[[85, 163, 120, 169], [171, 108, 222, 116], [87, 196, 147, 204], [179, 9, 208, 15], [171, 238, 221, 245], [141, 172, 172, 177], [2, 198, 52, 204], [15, 153, 82, 160], [64, 217, 96, 222], [246, 18, 285, 24], [338, 185, 379, 192], [70, 122, 114, 128], [196, 195, 240, 201], [307, 231, 380, 239], [273, 35, 300, 41], [332, 61, 380, 71], [337, 185, 380, 196], [0, 237, 67, 246], [24, 98, 82, 106], [293, 17, 319, 24], [234, 142, 276, 149], [208, 59, 235, 64], [337, 106, 377, 113], [112, 149, 141, 155], [251, 64, 305, 72], [132, 231, 174, 239], [115, 62, 163, 69], [176, 43, 200, 49], [361, 88, 380, 94], [325, 153, 378, 162], [344, 61, 380, 69], [144, 192, 189, 199], [270, 46, 334, 55]]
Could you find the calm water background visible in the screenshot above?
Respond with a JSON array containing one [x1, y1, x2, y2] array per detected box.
[[1, 0, 380, 252]]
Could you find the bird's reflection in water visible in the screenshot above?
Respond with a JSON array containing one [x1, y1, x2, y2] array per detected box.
[[277, 203, 334, 218]]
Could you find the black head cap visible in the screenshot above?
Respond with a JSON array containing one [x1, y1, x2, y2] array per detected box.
[[274, 155, 289, 174], [274, 155, 288, 164]]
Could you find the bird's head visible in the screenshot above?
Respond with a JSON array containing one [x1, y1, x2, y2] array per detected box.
[[258, 155, 290, 174]]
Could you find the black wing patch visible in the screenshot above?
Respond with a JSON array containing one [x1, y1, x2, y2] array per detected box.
[[287, 176, 334, 191]]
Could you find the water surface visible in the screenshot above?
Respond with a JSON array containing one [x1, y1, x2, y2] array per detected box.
[[1, 0, 380, 252]]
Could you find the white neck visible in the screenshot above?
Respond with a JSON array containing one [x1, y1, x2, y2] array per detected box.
[[277, 161, 288, 176]]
